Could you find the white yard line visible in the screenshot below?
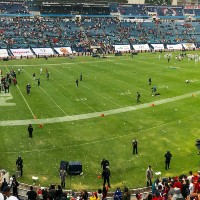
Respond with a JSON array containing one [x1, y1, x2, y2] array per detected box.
[[4, 66, 35, 118], [0, 90, 199, 126], [39, 87, 68, 115], [23, 68, 69, 116], [46, 66, 97, 112], [16, 85, 35, 118], [49, 65, 122, 108]]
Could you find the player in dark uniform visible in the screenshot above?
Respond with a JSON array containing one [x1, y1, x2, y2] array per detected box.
[[26, 84, 31, 95], [102, 166, 111, 188], [76, 79, 79, 87], [164, 151, 172, 170], [80, 73, 83, 81], [16, 156, 23, 176], [137, 92, 141, 103], [37, 78, 40, 86], [28, 124, 33, 138], [149, 78, 152, 85], [132, 139, 138, 155]]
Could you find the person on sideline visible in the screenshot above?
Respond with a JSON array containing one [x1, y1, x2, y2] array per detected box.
[[0, 178, 8, 191], [59, 169, 67, 188], [132, 139, 138, 155], [102, 166, 111, 188], [26, 186, 38, 200], [11, 177, 19, 198], [164, 151, 172, 170], [28, 124, 33, 138], [146, 166, 153, 187], [16, 156, 23, 177]]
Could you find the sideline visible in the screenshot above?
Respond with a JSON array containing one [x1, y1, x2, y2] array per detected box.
[[0, 90, 199, 126]]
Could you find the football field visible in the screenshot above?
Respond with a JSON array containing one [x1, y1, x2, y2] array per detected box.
[[0, 52, 200, 190]]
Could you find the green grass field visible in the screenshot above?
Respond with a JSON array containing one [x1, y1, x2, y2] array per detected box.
[[0, 52, 200, 191]]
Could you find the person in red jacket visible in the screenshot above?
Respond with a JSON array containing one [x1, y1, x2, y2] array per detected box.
[[173, 177, 182, 191], [194, 177, 200, 193]]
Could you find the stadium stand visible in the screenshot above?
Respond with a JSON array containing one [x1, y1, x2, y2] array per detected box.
[[145, 5, 156, 13], [194, 8, 200, 16], [2, 170, 200, 200], [184, 8, 194, 15], [117, 4, 148, 17], [156, 6, 184, 18], [0, 1, 199, 52], [1, 1, 200, 199], [0, 2, 198, 52]]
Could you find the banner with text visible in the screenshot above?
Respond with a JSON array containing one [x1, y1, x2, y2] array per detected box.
[[133, 44, 150, 51], [54, 47, 72, 54], [185, 5, 200, 9], [151, 44, 164, 50], [32, 48, 54, 55], [182, 43, 196, 50], [114, 45, 131, 52], [166, 44, 183, 50], [0, 49, 9, 58], [10, 49, 34, 57]]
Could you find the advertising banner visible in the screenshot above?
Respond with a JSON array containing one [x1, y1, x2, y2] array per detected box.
[[185, 5, 200, 9], [166, 44, 183, 50], [114, 45, 131, 52], [182, 43, 196, 50], [151, 44, 164, 50], [32, 48, 54, 55], [0, 49, 9, 58], [54, 47, 72, 54], [10, 49, 33, 57], [133, 44, 150, 51]]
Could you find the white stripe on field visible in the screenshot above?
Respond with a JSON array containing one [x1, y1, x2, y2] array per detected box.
[[39, 87, 68, 116], [16, 85, 35, 118], [4, 66, 35, 118], [0, 90, 199, 126]]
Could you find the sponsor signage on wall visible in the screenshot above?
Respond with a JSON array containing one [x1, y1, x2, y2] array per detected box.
[[0, 49, 9, 58], [151, 44, 164, 50], [54, 47, 72, 54], [133, 44, 150, 51], [114, 45, 131, 52], [182, 43, 196, 50], [166, 44, 183, 50], [10, 49, 33, 56], [32, 48, 54, 55]]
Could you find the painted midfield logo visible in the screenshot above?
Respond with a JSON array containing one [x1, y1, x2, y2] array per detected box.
[[0, 93, 16, 106]]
